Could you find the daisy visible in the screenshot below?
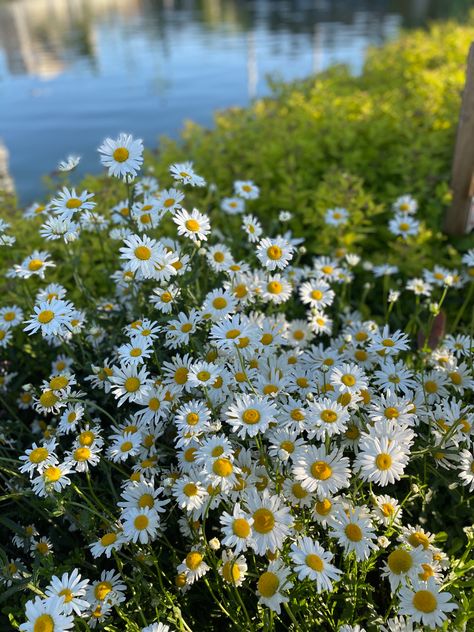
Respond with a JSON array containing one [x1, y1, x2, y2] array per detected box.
[[120, 234, 167, 279], [325, 207, 349, 226], [141, 624, 171, 632], [256, 560, 293, 614], [260, 274, 293, 304], [225, 394, 277, 438], [109, 364, 151, 406], [165, 309, 201, 348], [330, 506, 378, 560], [201, 289, 236, 321], [122, 507, 160, 544], [330, 363, 368, 394], [24, 299, 73, 337], [209, 315, 256, 354], [89, 530, 124, 558], [219, 550, 247, 586], [398, 578, 456, 629], [173, 476, 208, 512], [372, 494, 403, 527], [256, 237, 294, 271], [86, 570, 126, 607], [221, 196, 245, 215], [188, 361, 221, 389], [306, 398, 350, 440], [31, 462, 73, 497], [290, 537, 342, 591], [267, 429, 306, 463], [293, 446, 350, 498], [13, 250, 55, 279], [220, 504, 254, 554], [245, 490, 293, 555], [157, 187, 185, 213], [45, 569, 90, 616], [65, 443, 101, 473], [393, 194, 418, 214], [242, 214, 263, 242], [369, 326, 410, 357], [372, 359, 417, 396], [355, 436, 409, 486], [177, 550, 210, 584], [19, 439, 58, 477], [382, 545, 429, 592], [207, 244, 234, 272], [50, 186, 95, 220], [0, 305, 23, 329], [19, 596, 74, 632], [98, 133, 144, 180], [169, 161, 206, 187], [107, 432, 142, 462], [150, 285, 180, 313], [173, 207, 211, 242], [299, 279, 335, 309], [406, 277, 433, 296], [117, 338, 153, 367], [58, 155, 81, 171], [234, 180, 260, 200], [388, 214, 420, 239]]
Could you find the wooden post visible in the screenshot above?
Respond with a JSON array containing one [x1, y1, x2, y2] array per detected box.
[[444, 43, 474, 235]]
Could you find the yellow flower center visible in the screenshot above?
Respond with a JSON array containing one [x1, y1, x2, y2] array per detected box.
[[212, 297, 227, 310], [315, 498, 332, 515], [311, 289, 323, 300], [310, 461, 332, 480], [38, 310, 54, 324], [280, 440, 294, 453], [29, 447, 49, 463], [306, 554, 324, 572], [345, 523, 363, 542], [43, 466, 62, 482], [134, 246, 151, 261], [66, 197, 82, 209], [113, 147, 129, 162], [213, 251, 225, 263], [58, 587, 74, 603], [181, 323, 193, 333], [161, 291, 172, 303], [381, 502, 395, 517], [134, 515, 149, 530], [100, 533, 117, 546], [185, 219, 200, 232], [49, 376, 68, 390], [321, 409, 338, 423], [382, 338, 395, 347], [242, 408, 261, 425], [419, 563, 435, 581], [33, 614, 54, 632], [267, 245, 282, 260], [197, 370, 211, 382], [412, 590, 437, 613], [424, 380, 438, 394], [94, 581, 112, 601], [3, 311, 15, 321], [74, 447, 91, 462], [408, 532, 430, 549], [213, 458, 233, 477], [384, 407, 399, 419], [341, 374, 356, 387], [186, 552, 203, 570], [226, 329, 241, 339], [267, 281, 283, 294], [232, 518, 250, 538], [124, 377, 140, 392], [183, 483, 198, 497], [449, 371, 462, 385], [222, 561, 240, 583], [184, 447, 197, 462], [120, 441, 133, 453], [186, 412, 200, 426], [174, 367, 188, 384], [253, 508, 275, 534], [39, 390, 59, 408], [211, 446, 224, 457], [28, 259, 44, 271], [375, 453, 392, 470], [388, 548, 412, 574], [130, 348, 142, 358], [258, 571, 279, 597], [79, 431, 95, 446]]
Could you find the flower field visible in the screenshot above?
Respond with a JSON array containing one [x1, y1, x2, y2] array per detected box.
[[1, 106, 474, 631]]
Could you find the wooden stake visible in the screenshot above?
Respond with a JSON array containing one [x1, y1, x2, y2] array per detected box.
[[444, 42, 474, 235]]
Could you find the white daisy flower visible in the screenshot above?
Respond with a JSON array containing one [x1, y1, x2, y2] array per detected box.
[[98, 133, 144, 180], [122, 507, 160, 544], [218, 550, 247, 586], [19, 596, 74, 632], [221, 196, 245, 215], [57, 155, 81, 172], [177, 550, 210, 584], [292, 445, 350, 498], [355, 436, 410, 486], [242, 214, 263, 242], [398, 578, 456, 629], [256, 559, 293, 614], [50, 186, 95, 220], [382, 545, 429, 592], [245, 489, 293, 555], [169, 161, 206, 187], [24, 299, 73, 337], [225, 394, 277, 438], [234, 180, 260, 200], [109, 364, 151, 406], [45, 569, 90, 616], [173, 208, 211, 242], [256, 236, 294, 271], [290, 536, 342, 591], [330, 506, 378, 560], [220, 503, 255, 554]]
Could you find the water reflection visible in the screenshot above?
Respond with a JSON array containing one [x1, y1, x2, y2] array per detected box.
[[0, 0, 470, 201]]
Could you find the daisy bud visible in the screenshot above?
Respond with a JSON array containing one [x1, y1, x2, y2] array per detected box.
[[388, 290, 400, 303], [198, 247, 206, 256], [429, 302, 440, 314], [411, 483, 420, 494], [378, 536, 390, 548], [209, 538, 220, 551], [298, 246, 306, 255]]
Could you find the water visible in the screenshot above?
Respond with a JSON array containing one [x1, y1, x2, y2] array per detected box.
[[0, 0, 470, 203]]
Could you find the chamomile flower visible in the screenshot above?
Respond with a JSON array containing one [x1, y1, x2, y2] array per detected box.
[[330, 506, 378, 560], [13, 250, 55, 279], [261, 274, 293, 304], [58, 154, 81, 172], [120, 234, 167, 279], [173, 208, 211, 242], [393, 194, 418, 214], [45, 569, 90, 615], [325, 207, 349, 226], [201, 289, 236, 321], [177, 550, 210, 584], [382, 545, 429, 591], [256, 559, 293, 614], [173, 476, 208, 512], [220, 504, 255, 554], [123, 507, 160, 544], [86, 570, 126, 607], [299, 279, 335, 309], [290, 537, 342, 591], [242, 214, 263, 242], [330, 363, 368, 394], [117, 337, 153, 366], [355, 437, 409, 486], [293, 446, 350, 498], [50, 186, 95, 220], [109, 364, 151, 406], [19, 596, 74, 632], [234, 180, 260, 200], [398, 578, 456, 629], [219, 550, 247, 586], [31, 462, 73, 497], [98, 133, 144, 180], [19, 439, 58, 477], [458, 449, 474, 491], [245, 490, 293, 555], [221, 196, 245, 215], [389, 214, 420, 239], [24, 299, 73, 337], [0, 305, 23, 329], [169, 162, 206, 187], [372, 494, 403, 527], [225, 394, 277, 438], [89, 530, 124, 558], [306, 398, 350, 440], [256, 237, 294, 271]]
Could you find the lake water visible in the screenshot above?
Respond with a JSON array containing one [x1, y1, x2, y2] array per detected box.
[[0, 0, 469, 203]]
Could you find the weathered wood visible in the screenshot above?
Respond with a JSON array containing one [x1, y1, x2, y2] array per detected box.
[[444, 42, 474, 235]]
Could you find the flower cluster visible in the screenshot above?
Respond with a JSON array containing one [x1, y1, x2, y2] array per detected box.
[[1, 135, 473, 631]]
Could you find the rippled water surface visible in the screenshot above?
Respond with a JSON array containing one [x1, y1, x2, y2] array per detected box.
[[0, 0, 470, 201]]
